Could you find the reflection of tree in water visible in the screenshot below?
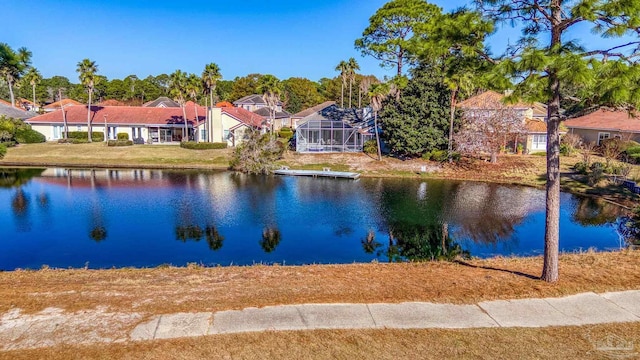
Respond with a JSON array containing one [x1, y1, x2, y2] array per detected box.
[[205, 226, 224, 250], [11, 188, 29, 216], [260, 227, 281, 253], [361, 230, 381, 254], [0, 168, 45, 188], [175, 224, 225, 251], [572, 197, 623, 226], [373, 179, 469, 261], [89, 226, 107, 242], [446, 183, 529, 245]]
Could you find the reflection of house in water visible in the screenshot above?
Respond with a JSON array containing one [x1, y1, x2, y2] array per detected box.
[[444, 182, 544, 244], [38, 168, 188, 189]]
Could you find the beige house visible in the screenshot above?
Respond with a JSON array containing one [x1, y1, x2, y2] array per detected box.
[[198, 106, 264, 146], [564, 108, 640, 145]]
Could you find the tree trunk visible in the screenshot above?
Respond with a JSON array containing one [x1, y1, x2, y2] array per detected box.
[[349, 78, 352, 108], [441, 222, 448, 255], [87, 89, 93, 143], [7, 76, 15, 108], [448, 87, 458, 161], [541, 1, 562, 283], [374, 111, 382, 161], [32, 84, 36, 110], [210, 91, 215, 142], [340, 81, 344, 108], [490, 151, 497, 164], [182, 105, 188, 142], [194, 103, 199, 143]]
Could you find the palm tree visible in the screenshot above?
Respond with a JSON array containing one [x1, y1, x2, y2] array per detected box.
[[23, 67, 42, 110], [347, 58, 360, 108], [369, 83, 388, 161], [76, 59, 98, 142], [202, 63, 221, 142], [257, 75, 281, 134], [169, 70, 189, 141], [0, 44, 32, 108], [335, 60, 348, 108], [186, 74, 201, 141]]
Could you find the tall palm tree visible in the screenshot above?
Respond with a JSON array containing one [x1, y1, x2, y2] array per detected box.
[[257, 75, 281, 134], [0, 44, 32, 108], [335, 60, 348, 108], [186, 74, 201, 141], [347, 58, 360, 108], [369, 83, 388, 161], [23, 67, 42, 110], [169, 70, 189, 141], [76, 59, 98, 142], [202, 63, 221, 142]]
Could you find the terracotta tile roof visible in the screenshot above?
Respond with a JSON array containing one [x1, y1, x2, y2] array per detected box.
[[293, 101, 336, 118], [564, 108, 640, 133], [27, 105, 207, 126], [0, 98, 29, 111], [222, 107, 264, 128], [0, 99, 11, 106], [44, 99, 82, 109], [525, 119, 547, 133], [457, 90, 534, 110], [216, 101, 234, 108]]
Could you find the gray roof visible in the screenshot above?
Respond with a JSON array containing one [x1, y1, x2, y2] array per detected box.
[[142, 96, 180, 108], [298, 104, 375, 133], [0, 103, 38, 120], [233, 94, 283, 106], [252, 107, 291, 119], [292, 101, 336, 118]]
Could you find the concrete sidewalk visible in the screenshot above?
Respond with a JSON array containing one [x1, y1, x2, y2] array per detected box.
[[2, 290, 639, 351], [130, 290, 640, 341]]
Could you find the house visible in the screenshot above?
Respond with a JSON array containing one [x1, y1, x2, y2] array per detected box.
[[0, 102, 38, 120], [43, 99, 82, 112], [26, 104, 206, 143], [564, 108, 640, 145], [197, 106, 264, 146], [291, 101, 336, 129], [233, 94, 291, 131], [142, 96, 181, 108], [295, 103, 374, 153], [457, 90, 549, 153]]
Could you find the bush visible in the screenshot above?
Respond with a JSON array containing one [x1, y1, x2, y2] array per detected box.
[[107, 140, 133, 147], [278, 127, 293, 140], [588, 162, 605, 185], [0, 144, 6, 159], [229, 130, 284, 174], [117, 133, 129, 140], [363, 139, 378, 155], [14, 128, 45, 144], [180, 141, 227, 150], [422, 149, 449, 162], [573, 161, 589, 175], [560, 143, 573, 156], [68, 131, 105, 142]]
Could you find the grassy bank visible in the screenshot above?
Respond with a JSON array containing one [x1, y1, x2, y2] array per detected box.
[[3, 323, 639, 360]]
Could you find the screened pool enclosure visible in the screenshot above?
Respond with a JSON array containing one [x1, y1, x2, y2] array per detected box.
[[295, 105, 375, 153]]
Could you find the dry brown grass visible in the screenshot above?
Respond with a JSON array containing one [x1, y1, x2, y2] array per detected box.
[[2, 323, 639, 360], [1, 251, 638, 317], [1, 143, 231, 169]]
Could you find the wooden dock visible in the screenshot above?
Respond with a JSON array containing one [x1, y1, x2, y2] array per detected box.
[[273, 167, 360, 179]]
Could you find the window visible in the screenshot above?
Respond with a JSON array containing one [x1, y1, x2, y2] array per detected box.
[[532, 134, 547, 150], [223, 130, 230, 140], [52, 125, 63, 139], [200, 129, 207, 141], [598, 132, 610, 145], [76, 125, 82, 131]]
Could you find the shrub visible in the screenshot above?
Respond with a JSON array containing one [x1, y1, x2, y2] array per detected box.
[[363, 139, 378, 155], [229, 130, 284, 174], [531, 151, 547, 156], [180, 141, 227, 150], [573, 161, 589, 175], [560, 143, 572, 156], [278, 127, 293, 140], [14, 128, 45, 144], [117, 133, 129, 140], [107, 140, 133, 147], [423, 149, 449, 162], [0, 144, 6, 159], [588, 162, 605, 185], [68, 131, 104, 142]]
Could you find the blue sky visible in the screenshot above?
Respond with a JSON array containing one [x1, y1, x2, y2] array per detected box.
[[1, 0, 621, 83]]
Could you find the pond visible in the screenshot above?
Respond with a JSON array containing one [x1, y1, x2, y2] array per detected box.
[[0, 167, 630, 270]]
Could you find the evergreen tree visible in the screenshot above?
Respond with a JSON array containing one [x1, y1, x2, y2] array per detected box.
[[379, 63, 450, 157]]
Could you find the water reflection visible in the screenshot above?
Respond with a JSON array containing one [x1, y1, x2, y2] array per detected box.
[[0, 167, 627, 269]]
